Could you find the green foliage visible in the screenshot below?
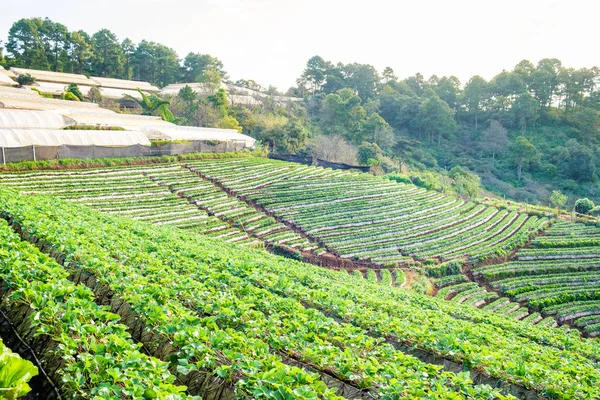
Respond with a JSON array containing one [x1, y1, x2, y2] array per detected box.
[[575, 198, 595, 214], [357, 142, 382, 165], [124, 89, 174, 121], [66, 83, 84, 101], [63, 125, 125, 131], [448, 166, 481, 198], [88, 86, 103, 103], [549, 190, 568, 212], [216, 115, 241, 132], [385, 173, 412, 184], [61, 91, 80, 101], [16, 73, 35, 86], [0, 340, 38, 400]]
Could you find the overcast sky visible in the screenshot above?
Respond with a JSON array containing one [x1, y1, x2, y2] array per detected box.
[[1, 0, 598, 90]]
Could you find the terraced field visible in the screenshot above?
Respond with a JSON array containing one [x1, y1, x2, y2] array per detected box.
[[0, 164, 253, 243], [186, 158, 548, 265], [472, 222, 600, 336], [2, 187, 600, 399]]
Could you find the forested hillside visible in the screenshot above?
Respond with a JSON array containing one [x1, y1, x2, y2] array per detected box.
[[1, 17, 599, 207]]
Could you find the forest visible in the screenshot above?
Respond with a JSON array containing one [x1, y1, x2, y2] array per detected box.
[[1, 17, 599, 209]]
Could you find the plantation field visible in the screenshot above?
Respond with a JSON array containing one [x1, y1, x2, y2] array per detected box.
[[2, 155, 600, 397], [186, 158, 548, 265], [472, 222, 600, 336], [1, 188, 600, 399]]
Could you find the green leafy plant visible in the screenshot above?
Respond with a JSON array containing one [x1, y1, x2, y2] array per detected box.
[[123, 89, 175, 122], [0, 341, 37, 400]]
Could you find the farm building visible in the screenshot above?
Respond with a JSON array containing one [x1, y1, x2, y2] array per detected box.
[[0, 69, 257, 162]]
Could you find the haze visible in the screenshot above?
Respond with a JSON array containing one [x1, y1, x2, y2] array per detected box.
[[1, 0, 598, 90]]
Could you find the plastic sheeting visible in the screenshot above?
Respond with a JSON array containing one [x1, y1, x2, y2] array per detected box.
[[27, 82, 93, 97], [98, 87, 148, 100], [10, 68, 97, 86], [0, 94, 102, 111], [92, 77, 159, 92], [0, 110, 67, 129], [0, 70, 14, 87], [0, 86, 39, 97], [61, 112, 169, 129], [0, 129, 151, 147], [142, 125, 256, 147]]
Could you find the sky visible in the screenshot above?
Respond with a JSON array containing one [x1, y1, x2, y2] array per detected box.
[[1, 0, 598, 90]]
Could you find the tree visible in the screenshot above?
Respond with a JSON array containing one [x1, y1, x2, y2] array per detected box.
[[509, 136, 540, 180], [88, 86, 103, 103], [510, 93, 538, 134], [39, 18, 68, 72], [549, 190, 567, 216], [217, 115, 242, 132], [124, 89, 174, 121], [381, 67, 397, 84], [434, 76, 461, 109], [182, 52, 226, 82], [66, 83, 84, 101], [90, 29, 124, 77], [462, 76, 488, 130], [131, 40, 180, 87], [415, 95, 457, 146], [16, 73, 36, 86], [208, 88, 229, 117], [574, 198, 594, 215], [307, 135, 358, 164], [481, 120, 509, 161], [6, 18, 49, 69], [68, 30, 92, 74], [358, 142, 383, 165], [297, 55, 330, 94], [121, 38, 135, 79], [449, 166, 481, 198]]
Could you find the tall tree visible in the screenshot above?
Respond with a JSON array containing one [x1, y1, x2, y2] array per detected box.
[[6, 18, 49, 69], [90, 29, 124, 77], [297, 55, 330, 94], [509, 136, 540, 180], [66, 30, 91, 74], [462, 76, 488, 130], [481, 120, 509, 162], [39, 18, 68, 71], [121, 38, 135, 80], [415, 95, 457, 146], [182, 52, 226, 82]]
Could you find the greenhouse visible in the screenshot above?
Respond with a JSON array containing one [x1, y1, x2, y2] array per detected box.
[[0, 109, 68, 129], [142, 125, 256, 147], [0, 69, 14, 87], [11, 68, 97, 86], [0, 129, 151, 147]]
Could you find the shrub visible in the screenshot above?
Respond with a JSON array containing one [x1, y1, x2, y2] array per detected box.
[[66, 83, 84, 101], [575, 198, 595, 215], [88, 86, 103, 103], [17, 73, 36, 86], [62, 92, 80, 102], [385, 173, 412, 185]]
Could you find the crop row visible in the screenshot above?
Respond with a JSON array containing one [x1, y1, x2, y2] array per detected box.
[[0, 188, 515, 399], [0, 219, 191, 399], [6, 189, 600, 397], [187, 158, 546, 264]]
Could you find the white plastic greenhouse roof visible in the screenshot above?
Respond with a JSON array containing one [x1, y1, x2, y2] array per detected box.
[[61, 112, 169, 129], [0, 129, 151, 147], [98, 87, 146, 100], [0, 86, 39, 97], [28, 82, 93, 97], [0, 93, 102, 112], [142, 125, 256, 146], [0, 110, 67, 129], [0, 69, 14, 87], [11, 68, 97, 86], [92, 77, 159, 92]]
